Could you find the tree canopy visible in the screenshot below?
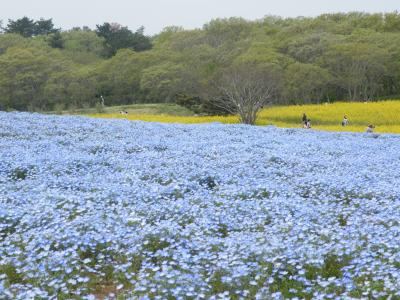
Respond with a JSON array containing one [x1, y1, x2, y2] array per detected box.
[[95, 22, 152, 57], [1, 12, 400, 112], [4, 17, 59, 37]]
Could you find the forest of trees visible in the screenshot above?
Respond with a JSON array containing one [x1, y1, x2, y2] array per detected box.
[[1, 13, 400, 113]]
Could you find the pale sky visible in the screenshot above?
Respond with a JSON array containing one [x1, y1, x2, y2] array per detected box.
[[1, 0, 399, 35]]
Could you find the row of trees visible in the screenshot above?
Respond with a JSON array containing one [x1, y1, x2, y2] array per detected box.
[[1, 13, 400, 121], [2, 17, 59, 37], [0, 17, 152, 56]]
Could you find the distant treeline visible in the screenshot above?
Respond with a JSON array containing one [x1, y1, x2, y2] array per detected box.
[[1, 13, 400, 113]]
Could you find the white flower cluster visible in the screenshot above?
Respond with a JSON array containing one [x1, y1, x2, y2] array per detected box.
[[1, 112, 400, 299]]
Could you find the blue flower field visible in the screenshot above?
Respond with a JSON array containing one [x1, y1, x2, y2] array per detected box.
[[1, 112, 400, 299]]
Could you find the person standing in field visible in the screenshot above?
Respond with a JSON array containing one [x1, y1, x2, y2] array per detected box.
[[366, 124, 375, 133], [342, 115, 348, 126], [303, 119, 311, 129], [302, 113, 307, 126]]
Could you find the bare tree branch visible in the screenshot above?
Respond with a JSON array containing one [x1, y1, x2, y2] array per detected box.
[[208, 64, 280, 124]]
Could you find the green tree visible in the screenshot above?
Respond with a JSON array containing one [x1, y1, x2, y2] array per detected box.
[[1, 12, 400, 111], [93, 49, 145, 104], [132, 26, 153, 51], [34, 18, 59, 35], [95, 22, 152, 57], [284, 63, 332, 103], [140, 62, 187, 102], [47, 31, 64, 49], [321, 43, 391, 100], [235, 42, 292, 67], [61, 29, 106, 64], [383, 12, 400, 31], [44, 66, 97, 109], [0, 47, 68, 110], [5, 17, 58, 37], [5, 17, 36, 37], [203, 17, 253, 48], [0, 34, 31, 55], [284, 32, 341, 63]]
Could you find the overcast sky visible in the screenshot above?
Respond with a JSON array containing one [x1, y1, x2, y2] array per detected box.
[[1, 0, 399, 35]]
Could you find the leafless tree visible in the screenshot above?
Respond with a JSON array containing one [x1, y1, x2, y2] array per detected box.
[[209, 64, 281, 125]]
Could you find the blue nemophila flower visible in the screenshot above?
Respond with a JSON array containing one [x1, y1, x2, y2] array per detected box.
[[1, 112, 400, 298]]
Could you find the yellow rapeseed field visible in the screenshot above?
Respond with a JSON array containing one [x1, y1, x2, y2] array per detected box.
[[87, 100, 400, 134]]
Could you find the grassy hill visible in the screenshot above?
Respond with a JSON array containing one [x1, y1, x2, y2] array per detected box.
[[83, 100, 400, 134], [57, 103, 194, 116]]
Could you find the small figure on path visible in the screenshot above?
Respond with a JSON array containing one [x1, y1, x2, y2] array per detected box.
[[341, 115, 348, 126], [119, 110, 128, 115], [366, 124, 375, 133]]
